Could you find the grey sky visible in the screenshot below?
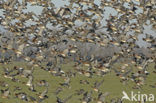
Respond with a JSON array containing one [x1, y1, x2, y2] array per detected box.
[[0, 0, 155, 47]]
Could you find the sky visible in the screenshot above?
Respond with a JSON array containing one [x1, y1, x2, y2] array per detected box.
[[0, 0, 155, 47]]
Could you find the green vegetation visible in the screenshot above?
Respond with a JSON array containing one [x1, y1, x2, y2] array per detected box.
[[0, 62, 155, 103]]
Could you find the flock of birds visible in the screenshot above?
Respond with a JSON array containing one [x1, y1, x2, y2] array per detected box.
[[0, 0, 156, 103]]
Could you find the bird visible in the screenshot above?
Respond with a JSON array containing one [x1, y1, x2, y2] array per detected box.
[[60, 76, 70, 87], [0, 0, 155, 102], [81, 91, 92, 103], [22, 68, 34, 77], [37, 79, 49, 86], [54, 87, 63, 95], [1, 88, 10, 98], [75, 89, 85, 95], [97, 92, 109, 103], [26, 75, 33, 87], [93, 79, 104, 92], [28, 84, 36, 92], [39, 88, 48, 99], [15, 92, 28, 101]]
